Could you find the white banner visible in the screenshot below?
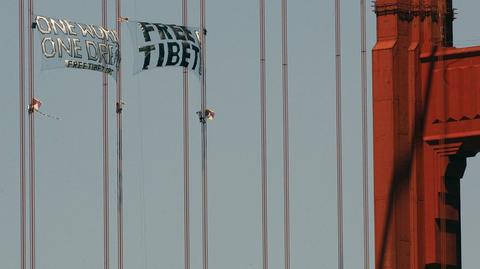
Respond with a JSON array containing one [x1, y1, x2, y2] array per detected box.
[[126, 20, 201, 76], [35, 15, 120, 76]]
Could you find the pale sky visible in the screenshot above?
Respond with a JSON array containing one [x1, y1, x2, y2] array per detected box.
[[1, 1, 480, 268]]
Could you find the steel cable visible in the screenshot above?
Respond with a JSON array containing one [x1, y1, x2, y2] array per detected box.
[[281, 1, 290, 269], [27, 0, 36, 267], [259, 0, 268, 268], [115, 0, 123, 269], [360, 0, 370, 268], [182, 1, 191, 269], [335, 0, 344, 268], [19, 0, 26, 268], [199, 1, 208, 269], [101, 0, 110, 268]]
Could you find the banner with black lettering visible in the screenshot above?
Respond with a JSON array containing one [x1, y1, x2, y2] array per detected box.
[[35, 15, 120, 76], [126, 20, 201, 76]]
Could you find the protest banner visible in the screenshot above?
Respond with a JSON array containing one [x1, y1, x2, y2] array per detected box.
[[126, 20, 201, 76], [35, 15, 120, 76]]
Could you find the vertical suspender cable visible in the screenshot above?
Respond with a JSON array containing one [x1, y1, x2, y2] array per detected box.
[[101, 0, 110, 268], [19, 0, 26, 268], [259, 0, 268, 268], [335, 0, 344, 269], [182, 1, 191, 269], [360, 0, 370, 268], [115, 0, 123, 269], [199, 1, 208, 269], [281, 1, 290, 269], [27, 0, 36, 268]]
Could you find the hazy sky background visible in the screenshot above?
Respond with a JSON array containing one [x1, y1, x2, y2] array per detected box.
[[1, 1, 480, 268]]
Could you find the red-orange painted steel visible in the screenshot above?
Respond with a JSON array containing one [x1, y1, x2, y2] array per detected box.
[[373, 0, 479, 268]]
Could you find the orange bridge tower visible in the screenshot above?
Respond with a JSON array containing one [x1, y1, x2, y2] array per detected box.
[[373, 0, 480, 268]]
